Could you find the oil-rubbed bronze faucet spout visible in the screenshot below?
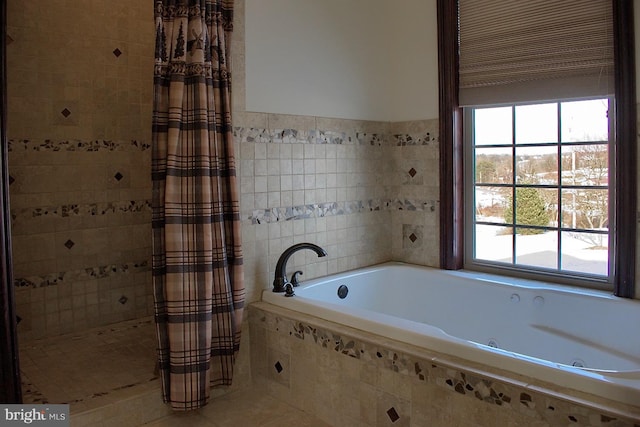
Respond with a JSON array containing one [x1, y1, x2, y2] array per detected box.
[[272, 243, 327, 292]]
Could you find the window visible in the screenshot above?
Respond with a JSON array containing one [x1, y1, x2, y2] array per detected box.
[[437, 1, 637, 295], [466, 99, 612, 285]]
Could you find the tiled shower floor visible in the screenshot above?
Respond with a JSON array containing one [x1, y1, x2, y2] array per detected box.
[[18, 318, 332, 426], [19, 317, 158, 413]]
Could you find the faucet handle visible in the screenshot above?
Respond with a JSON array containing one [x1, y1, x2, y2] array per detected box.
[[291, 270, 303, 287], [284, 282, 295, 297]]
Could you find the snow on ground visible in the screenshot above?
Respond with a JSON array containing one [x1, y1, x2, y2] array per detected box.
[[475, 223, 608, 276]]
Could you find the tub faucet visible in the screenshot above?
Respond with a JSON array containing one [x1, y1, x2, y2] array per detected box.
[[272, 243, 327, 292]]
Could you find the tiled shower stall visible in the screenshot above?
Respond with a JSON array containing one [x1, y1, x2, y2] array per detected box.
[[7, 0, 441, 341], [7, 1, 154, 340], [5, 0, 441, 418]]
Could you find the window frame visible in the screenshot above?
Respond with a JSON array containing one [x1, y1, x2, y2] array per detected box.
[[437, 0, 637, 296], [463, 99, 614, 289]]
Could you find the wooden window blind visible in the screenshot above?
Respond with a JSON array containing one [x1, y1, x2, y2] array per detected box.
[[458, 0, 614, 106]]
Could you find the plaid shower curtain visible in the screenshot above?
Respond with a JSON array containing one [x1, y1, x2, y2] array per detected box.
[[151, 0, 245, 410]]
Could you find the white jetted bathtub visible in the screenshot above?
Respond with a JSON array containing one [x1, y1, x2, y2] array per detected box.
[[262, 262, 640, 407]]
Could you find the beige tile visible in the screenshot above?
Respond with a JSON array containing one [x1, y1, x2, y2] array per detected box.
[[234, 111, 269, 128], [20, 317, 157, 407], [198, 387, 322, 427], [143, 413, 216, 427], [267, 113, 316, 131], [262, 410, 333, 427]]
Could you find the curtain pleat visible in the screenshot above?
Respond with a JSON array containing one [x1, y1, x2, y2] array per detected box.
[[151, 0, 244, 411]]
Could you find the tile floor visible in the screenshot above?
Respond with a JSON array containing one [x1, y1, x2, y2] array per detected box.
[[142, 387, 332, 427], [18, 317, 330, 426], [19, 317, 158, 413]]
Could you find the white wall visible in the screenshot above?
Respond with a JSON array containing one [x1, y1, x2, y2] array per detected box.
[[386, 1, 439, 121], [247, 1, 640, 120], [245, 0, 439, 122]]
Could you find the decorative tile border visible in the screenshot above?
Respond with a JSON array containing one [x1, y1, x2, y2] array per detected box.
[[355, 132, 385, 146], [251, 304, 640, 427], [388, 198, 438, 212], [8, 139, 151, 152], [249, 198, 438, 224], [14, 259, 150, 288], [234, 127, 352, 144], [8, 129, 434, 150], [235, 127, 400, 146], [11, 200, 152, 223], [392, 132, 438, 146]]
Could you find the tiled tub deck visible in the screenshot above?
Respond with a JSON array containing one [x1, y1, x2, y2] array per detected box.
[[249, 302, 640, 427]]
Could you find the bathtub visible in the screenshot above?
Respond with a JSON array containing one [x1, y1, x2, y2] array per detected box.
[[262, 262, 640, 408]]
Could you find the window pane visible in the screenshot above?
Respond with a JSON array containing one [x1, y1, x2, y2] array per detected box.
[[561, 189, 608, 231], [561, 99, 609, 142], [475, 107, 512, 145], [475, 224, 512, 263], [475, 147, 512, 184], [538, 188, 559, 227], [560, 145, 608, 186], [515, 103, 558, 144], [467, 99, 611, 282], [515, 230, 558, 269], [507, 187, 552, 229], [475, 186, 509, 223], [515, 146, 558, 185], [561, 231, 608, 276], [560, 189, 579, 228]]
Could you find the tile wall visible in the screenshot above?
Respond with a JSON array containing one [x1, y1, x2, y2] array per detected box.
[[6, 0, 442, 340], [232, 114, 440, 301], [232, 0, 441, 300], [6, 0, 155, 339]]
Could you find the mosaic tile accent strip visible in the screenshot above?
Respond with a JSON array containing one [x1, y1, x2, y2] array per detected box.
[[235, 128, 274, 144], [8, 139, 151, 152], [249, 199, 438, 224], [393, 132, 437, 146], [11, 200, 151, 222], [235, 127, 405, 147], [314, 129, 347, 145], [235, 127, 350, 145], [14, 259, 150, 288], [267, 129, 308, 144], [388, 199, 438, 212], [355, 132, 384, 146], [251, 305, 640, 427]]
